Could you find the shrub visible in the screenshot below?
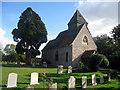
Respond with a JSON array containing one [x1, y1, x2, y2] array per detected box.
[[109, 51, 120, 70], [89, 53, 109, 71], [78, 60, 89, 72], [110, 69, 118, 79], [2, 53, 21, 63]]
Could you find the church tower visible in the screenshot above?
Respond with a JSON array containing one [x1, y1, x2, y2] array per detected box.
[[68, 10, 88, 30]]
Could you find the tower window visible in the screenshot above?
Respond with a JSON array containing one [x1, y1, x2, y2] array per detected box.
[[66, 52, 68, 62], [55, 51, 58, 61]]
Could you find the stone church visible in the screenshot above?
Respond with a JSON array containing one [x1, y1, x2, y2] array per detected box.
[[42, 10, 97, 68]]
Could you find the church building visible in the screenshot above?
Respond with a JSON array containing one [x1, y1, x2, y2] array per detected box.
[[42, 10, 97, 68]]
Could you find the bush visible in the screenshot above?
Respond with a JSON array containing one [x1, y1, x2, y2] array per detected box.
[[109, 51, 120, 70], [110, 69, 118, 79], [2, 53, 21, 63], [89, 53, 109, 71], [78, 61, 89, 72]]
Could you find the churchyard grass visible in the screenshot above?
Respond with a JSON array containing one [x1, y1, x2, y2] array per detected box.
[[1, 63, 119, 89]]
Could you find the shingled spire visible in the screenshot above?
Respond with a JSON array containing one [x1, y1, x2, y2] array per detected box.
[[68, 10, 88, 29]]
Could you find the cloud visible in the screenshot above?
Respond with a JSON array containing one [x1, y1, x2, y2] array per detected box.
[[0, 28, 16, 51], [76, 2, 118, 37]]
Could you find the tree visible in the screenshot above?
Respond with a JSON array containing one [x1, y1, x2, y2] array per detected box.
[[89, 54, 109, 71], [93, 34, 114, 57], [4, 44, 16, 55], [12, 7, 47, 65], [2, 52, 21, 63], [111, 24, 120, 50]]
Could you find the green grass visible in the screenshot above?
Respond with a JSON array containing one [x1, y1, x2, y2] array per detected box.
[[1, 63, 120, 89]]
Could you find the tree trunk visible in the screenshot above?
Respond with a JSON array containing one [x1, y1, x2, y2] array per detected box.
[[26, 50, 32, 66]]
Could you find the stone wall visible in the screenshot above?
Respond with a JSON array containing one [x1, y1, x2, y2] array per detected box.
[[43, 46, 72, 68], [72, 24, 97, 67]]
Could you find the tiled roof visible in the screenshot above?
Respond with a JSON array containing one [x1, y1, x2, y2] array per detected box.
[[42, 24, 84, 50]]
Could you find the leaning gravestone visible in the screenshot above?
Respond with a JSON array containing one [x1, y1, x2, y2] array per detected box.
[[48, 83, 57, 90], [68, 66, 72, 73], [92, 74, 97, 85], [81, 76, 87, 88], [30, 72, 39, 85], [108, 73, 111, 81], [57, 65, 63, 74], [68, 76, 75, 89], [100, 75, 104, 84], [7, 73, 17, 88]]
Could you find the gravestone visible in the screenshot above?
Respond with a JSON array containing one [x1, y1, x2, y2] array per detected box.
[[7, 73, 17, 88], [48, 83, 57, 90], [92, 74, 97, 85], [68, 66, 72, 73], [68, 76, 75, 89], [30, 72, 39, 85], [32, 62, 35, 67], [81, 76, 87, 88], [100, 75, 104, 84], [108, 73, 111, 81], [43, 62, 47, 68], [57, 65, 63, 74]]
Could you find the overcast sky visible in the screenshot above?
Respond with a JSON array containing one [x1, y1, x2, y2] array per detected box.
[[0, 0, 119, 57]]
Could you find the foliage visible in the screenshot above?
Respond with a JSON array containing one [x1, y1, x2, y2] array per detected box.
[[12, 7, 47, 65], [111, 24, 120, 50], [109, 51, 120, 70], [110, 69, 118, 79], [2, 53, 20, 62], [93, 34, 114, 57], [4, 44, 16, 55], [89, 54, 109, 71], [79, 61, 84, 70]]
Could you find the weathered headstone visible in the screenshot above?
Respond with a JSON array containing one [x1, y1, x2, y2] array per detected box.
[[7, 73, 17, 88], [100, 75, 104, 84], [32, 62, 35, 67], [68, 76, 75, 89], [108, 73, 111, 81], [92, 74, 97, 85], [81, 76, 87, 88], [48, 83, 57, 90], [57, 65, 63, 74], [30, 72, 39, 85], [68, 66, 72, 73], [43, 62, 47, 68]]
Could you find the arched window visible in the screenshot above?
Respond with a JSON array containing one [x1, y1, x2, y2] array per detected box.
[[83, 36, 88, 45], [55, 51, 58, 61], [66, 52, 68, 62]]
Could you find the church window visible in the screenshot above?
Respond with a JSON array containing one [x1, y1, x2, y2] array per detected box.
[[83, 36, 88, 45], [66, 52, 68, 62], [55, 51, 58, 61]]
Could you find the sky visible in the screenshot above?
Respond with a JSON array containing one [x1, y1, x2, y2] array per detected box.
[[0, 0, 119, 57]]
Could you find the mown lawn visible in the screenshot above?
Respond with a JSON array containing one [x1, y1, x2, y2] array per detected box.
[[1, 63, 120, 89]]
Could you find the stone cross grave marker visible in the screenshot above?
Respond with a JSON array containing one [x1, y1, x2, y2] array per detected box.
[[92, 74, 97, 85], [7, 73, 17, 88], [30, 72, 39, 85], [68, 76, 75, 89], [57, 65, 63, 74], [81, 76, 87, 88], [100, 75, 104, 84], [48, 83, 57, 90], [108, 73, 111, 81], [68, 66, 72, 73]]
